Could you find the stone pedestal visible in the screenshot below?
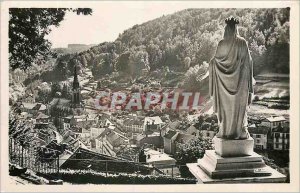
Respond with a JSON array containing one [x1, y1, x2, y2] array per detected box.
[[186, 137, 286, 183], [187, 162, 286, 183], [213, 137, 254, 157], [197, 150, 271, 179]]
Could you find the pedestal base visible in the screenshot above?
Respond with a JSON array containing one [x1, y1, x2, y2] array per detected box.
[[187, 150, 286, 183], [198, 150, 270, 178], [213, 137, 254, 157]]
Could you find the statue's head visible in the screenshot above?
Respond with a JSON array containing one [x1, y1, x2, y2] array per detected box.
[[224, 16, 239, 39]]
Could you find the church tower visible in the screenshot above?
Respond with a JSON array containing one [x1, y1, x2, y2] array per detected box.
[[72, 65, 81, 108]]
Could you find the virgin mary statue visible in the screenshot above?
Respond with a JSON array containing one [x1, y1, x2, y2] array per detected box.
[[209, 17, 254, 140]]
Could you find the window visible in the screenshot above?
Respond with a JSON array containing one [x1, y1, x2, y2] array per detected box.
[[206, 133, 210, 137], [276, 138, 279, 142], [286, 133, 290, 138], [256, 139, 260, 143], [275, 144, 279, 148], [256, 134, 261, 138], [286, 144, 289, 149]]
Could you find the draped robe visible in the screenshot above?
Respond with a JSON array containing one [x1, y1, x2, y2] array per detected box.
[[209, 36, 253, 139]]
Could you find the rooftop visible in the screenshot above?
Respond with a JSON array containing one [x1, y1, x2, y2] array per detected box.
[[144, 148, 175, 163], [265, 116, 286, 122], [248, 126, 270, 135], [175, 133, 195, 143], [186, 114, 201, 122], [61, 147, 154, 175], [124, 118, 144, 126], [164, 130, 178, 139], [22, 102, 46, 111], [144, 116, 163, 125], [273, 125, 290, 133], [35, 112, 49, 119]]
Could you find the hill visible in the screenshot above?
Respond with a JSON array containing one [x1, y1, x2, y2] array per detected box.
[[41, 8, 290, 89]]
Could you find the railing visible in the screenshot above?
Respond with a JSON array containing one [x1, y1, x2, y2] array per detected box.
[[9, 138, 60, 179], [9, 138, 189, 180]]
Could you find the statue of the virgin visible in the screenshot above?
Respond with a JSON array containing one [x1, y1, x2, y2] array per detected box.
[[209, 17, 254, 139]]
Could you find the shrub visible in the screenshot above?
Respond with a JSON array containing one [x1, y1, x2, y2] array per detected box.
[[44, 169, 196, 184]]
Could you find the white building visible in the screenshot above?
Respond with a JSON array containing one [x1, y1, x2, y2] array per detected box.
[[261, 116, 286, 131], [144, 148, 179, 177], [143, 116, 163, 132], [248, 126, 269, 150]]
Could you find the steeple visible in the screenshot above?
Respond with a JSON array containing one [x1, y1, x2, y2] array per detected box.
[[73, 65, 80, 90], [72, 65, 81, 108]]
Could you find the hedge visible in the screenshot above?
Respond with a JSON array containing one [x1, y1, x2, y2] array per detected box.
[[44, 169, 196, 184]]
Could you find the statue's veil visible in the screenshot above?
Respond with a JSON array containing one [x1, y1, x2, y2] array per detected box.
[[223, 23, 239, 39]]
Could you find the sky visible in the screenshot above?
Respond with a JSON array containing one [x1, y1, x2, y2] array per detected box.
[[46, 2, 213, 48]]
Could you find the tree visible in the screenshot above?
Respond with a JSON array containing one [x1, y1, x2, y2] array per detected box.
[[116, 52, 131, 73], [175, 134, 213, 178], [9, 8, 92, 70], [183, 57, 191, 70], [61, 84, 71, 99], [51, 82, 61, 97], [97, 81, 102, 89], [37, 89, 51, 103], [128, 50, 150, 78], [183, 62, 209, 92]]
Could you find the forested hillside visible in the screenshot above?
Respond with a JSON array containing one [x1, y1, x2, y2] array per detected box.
[[49, 8, 290, 82]]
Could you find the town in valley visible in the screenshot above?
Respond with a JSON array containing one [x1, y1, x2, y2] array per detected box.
[[8, 7, 290, 184]]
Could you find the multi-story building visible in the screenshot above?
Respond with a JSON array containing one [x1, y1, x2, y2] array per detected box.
[[272, 124, 290, 151], [95, 130, 129, 157], [248, 118, 290, 151], [199, 121, 218, 140], [260, 116, 286, 131], [163, 130, 195, 155], [143, 116, 163, 133], [143, 148, 180, 177], [123, 117, 144, 133], [248, 126, 269, 150]]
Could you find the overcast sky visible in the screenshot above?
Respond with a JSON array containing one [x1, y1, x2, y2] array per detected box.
[[46, 2, 214, 48]]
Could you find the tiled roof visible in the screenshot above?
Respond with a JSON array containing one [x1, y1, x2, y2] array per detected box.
[[144, 116, 163, 125], [96, 128, 110, 139], [124, 118, 144, 126], [175, 133, 195, 143], [21, 102, 36, 109], [60, 147, 154, 175], [106, 132, 121, 146], [49, 98, 59, 106], [168, 121, 180, 130], [50, 98, 71, 107], [248, 126, 269, 135], [57, 99, 70, 106], [186, 125, 198, 134], [35, 112, 49, 119], [272, 125, 290, 133], [163, 130, 177, 139], [265, 116, 286, 122], [187, 114, 201, 122], [144, 149, 175, 163]]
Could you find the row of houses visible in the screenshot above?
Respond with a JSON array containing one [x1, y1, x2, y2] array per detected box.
[[249, 116, 289, 151]]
